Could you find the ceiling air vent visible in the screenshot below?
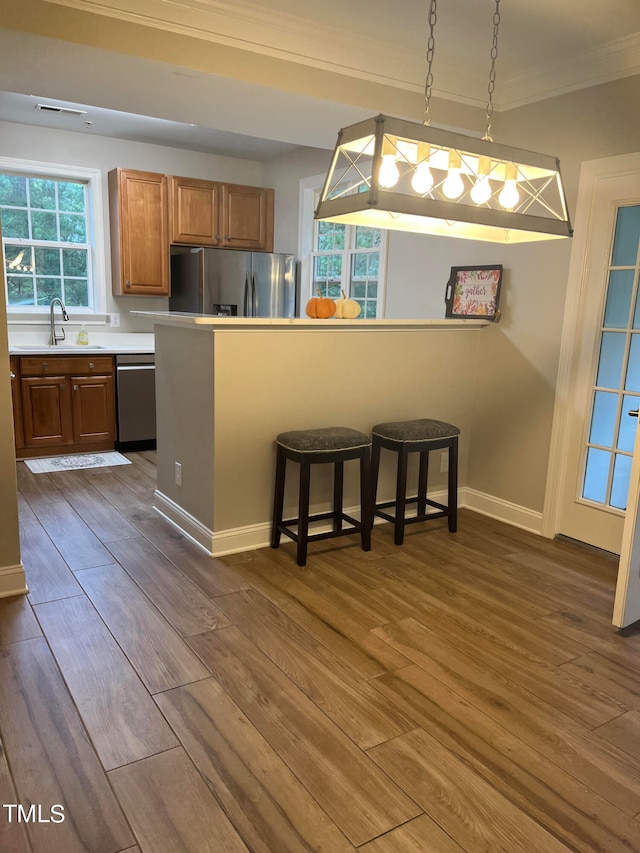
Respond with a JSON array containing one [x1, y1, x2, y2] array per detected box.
[[35, 103, 88, 117]]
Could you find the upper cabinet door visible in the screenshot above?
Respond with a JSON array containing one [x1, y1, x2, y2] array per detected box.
[[109, 169, 170, 296], [221, 184, 274, 252], [170, 176, 221, 246]]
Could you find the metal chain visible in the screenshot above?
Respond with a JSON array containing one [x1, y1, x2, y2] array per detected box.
[[483, 0, 501, 141], [422, 0, 438, 126]]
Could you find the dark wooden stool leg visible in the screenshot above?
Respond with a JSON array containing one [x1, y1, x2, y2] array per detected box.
[[417, 450, 429, 517], [370, 437, 381, 529], [360, 447, 371, 551], [271, 445, 286, 548], [448, 437, 458, 533], [395, 445, 409, 545], [297, 460, 311, 566], [333, 460, 344, 531]]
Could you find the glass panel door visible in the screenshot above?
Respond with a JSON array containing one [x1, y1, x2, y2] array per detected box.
[[582, 205, 640, 511]]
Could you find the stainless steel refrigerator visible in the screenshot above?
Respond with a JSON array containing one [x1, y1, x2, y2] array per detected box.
[[169, 248, 296, 317]]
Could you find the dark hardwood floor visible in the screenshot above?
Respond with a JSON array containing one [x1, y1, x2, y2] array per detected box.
[[2, 451, 640, 852]]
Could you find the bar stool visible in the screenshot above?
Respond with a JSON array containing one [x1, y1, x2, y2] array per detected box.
[[371, 419, 460, 545], [271, 426, 372, 566]]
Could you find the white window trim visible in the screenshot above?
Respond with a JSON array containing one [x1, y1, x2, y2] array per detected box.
[[0, 156, 108, 324], [298, 172, 388, 317]]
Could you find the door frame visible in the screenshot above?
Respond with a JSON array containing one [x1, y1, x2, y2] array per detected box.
[[544, 152, 640, 541]]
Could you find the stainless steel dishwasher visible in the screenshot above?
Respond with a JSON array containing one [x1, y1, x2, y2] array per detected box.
[[115, 353, 156, 450]]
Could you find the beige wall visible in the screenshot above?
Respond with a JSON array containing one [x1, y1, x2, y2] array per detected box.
[[211, 327, 479, 531], [0, 245, 25, 596]]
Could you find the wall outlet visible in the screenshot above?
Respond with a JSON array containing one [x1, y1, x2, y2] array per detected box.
[[440, 452, 449, 474], [109, 313, 121, 328], [174, 462, 182, 486]]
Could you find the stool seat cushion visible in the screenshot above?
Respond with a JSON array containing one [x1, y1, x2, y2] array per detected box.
[[372, 418, 460, 443], [277, 426, 371, 453]]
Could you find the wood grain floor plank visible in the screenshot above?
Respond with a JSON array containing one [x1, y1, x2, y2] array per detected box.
[[373, 582, 627, 729], [359, 815, 465, 852], [108, 747, 249, 853], [0, 736, 30, 853], [107, 536, 230, 636], [16, 464, 65, 508], [87, 471, 157, 523], [560, 652, 640, 710], [215, 589, 416, 748], [370, 665, 640, 853], [245, 548, 409, 676], [111, 463, 156, 501], [156, 678, 355, 853], [0, 594, 41, 645], [371, 549, 592, 665], [48, 472, 139, 543], [187, 625, 422, 846], [0, 638, 133, 853], [123, 451, 157, 480], [369, 728, 574, 853], [31, 500, 114, 571], [594, 710, 640, 759], [542, 609, 640, 670], [19, 514, 84, 604], [34, 595, 178, 770], [401, 535, 560, 619], [75, 563, 210, 693], [134, 516, 250, 596], [374, 617, 640, 816]]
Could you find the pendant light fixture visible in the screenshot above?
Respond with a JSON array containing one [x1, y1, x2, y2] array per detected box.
[[314, 0, 572, 244]]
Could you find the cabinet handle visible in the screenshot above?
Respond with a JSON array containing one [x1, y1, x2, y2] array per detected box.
[[42, 362, 47, 368], [125, 280, 131, 288], [10, 371, 15, 380], [89, 362, 94, 369], [224, 235, 229, 240], [73, 385, 79, 391]]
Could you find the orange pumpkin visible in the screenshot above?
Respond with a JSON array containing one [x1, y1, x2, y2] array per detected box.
[[305, 289, 336, 319]]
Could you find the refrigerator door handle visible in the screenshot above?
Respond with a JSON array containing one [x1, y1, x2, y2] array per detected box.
[[252, 273, 257, 318], [243, 273, 250, 316]]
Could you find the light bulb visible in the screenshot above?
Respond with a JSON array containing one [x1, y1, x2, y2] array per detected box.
[[443, 168, 464, 199], [378, 154, 400, 189], [470, 155, 492, 204], [442, 150, 464, 199], [499, 163, 520, 209], [411, 161, 434, 194]]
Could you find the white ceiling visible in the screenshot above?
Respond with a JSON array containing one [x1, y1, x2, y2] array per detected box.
[[1, 0, 639, 160]]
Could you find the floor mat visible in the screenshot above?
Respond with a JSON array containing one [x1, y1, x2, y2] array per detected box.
[[24, 452, 132, 474]]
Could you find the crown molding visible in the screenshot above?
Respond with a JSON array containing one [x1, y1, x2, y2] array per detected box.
[[42, 0, 640, 110], [498, 31, 640, 110]]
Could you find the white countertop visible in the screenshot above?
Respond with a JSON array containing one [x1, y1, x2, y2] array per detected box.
[[131, 311, 490, 331], [9, 332, 155, 355]]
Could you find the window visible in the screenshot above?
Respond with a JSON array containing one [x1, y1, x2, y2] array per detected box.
[[0, 159, 105, 317], [300, 176, 387, 318]]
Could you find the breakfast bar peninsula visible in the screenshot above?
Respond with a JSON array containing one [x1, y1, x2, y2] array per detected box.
[[134, 312, 487, 556]]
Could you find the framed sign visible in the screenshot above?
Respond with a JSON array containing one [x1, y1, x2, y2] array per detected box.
[[444, 265, 503, 321]]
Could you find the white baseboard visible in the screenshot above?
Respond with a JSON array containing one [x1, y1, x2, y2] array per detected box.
[[153, 490, 216, 554], [153, 487, 545, 558], [462, 487, 544, 535], [0, 563, 29, 599]]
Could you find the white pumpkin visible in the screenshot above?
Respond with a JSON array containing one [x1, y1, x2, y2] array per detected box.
[[334, 289, 361, 319]]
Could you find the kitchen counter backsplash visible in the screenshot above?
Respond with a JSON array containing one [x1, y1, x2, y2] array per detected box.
[[8, 331, 155, 353]]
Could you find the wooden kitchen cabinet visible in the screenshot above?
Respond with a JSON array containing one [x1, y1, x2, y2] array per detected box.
[[170, 176, 221, 246], [170, 177, 274, 252], [109, 168, 171, 296], [221, 183, 274, 252], [17, 356, 115, 457]]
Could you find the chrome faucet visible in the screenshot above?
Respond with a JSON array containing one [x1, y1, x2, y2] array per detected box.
[[49, 298, 70, 345]]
